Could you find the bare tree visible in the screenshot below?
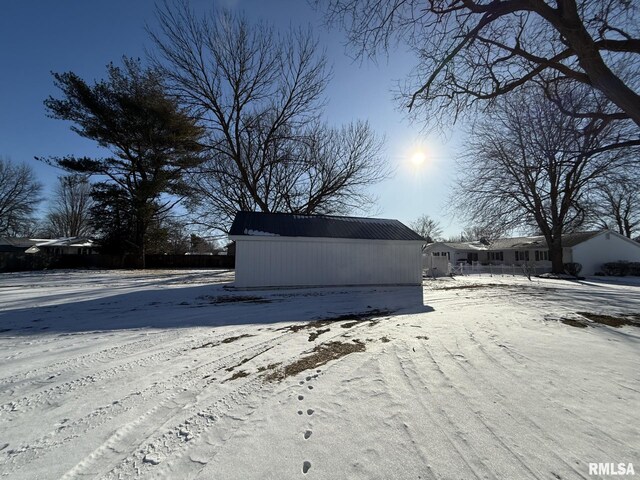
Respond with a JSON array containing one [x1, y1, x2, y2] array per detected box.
[[151, 3, 389, 231], [43, 175, 94, 237], [0, 158, 42, 236], [460, 224, 506, 242], [410, 214, 442, 242], [454, 87, 634, 273], [321, 0, 640, 129], [590, 173, 640, 238]]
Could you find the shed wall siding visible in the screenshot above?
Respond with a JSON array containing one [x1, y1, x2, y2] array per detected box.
[[235, 238, 422, 287], [571, 232, 640, 275]]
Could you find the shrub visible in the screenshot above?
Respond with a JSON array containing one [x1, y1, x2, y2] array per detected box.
[[602, 261, 640, 276], [563, 262, 582, 276]]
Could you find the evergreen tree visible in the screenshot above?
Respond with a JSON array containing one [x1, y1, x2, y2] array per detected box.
[[43, 58, 204, 266]]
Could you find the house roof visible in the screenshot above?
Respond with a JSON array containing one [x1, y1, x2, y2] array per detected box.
[[31, 237, 95, 248], [0, 237, 95, 252], [430, 231, 604, 251], [229, 211, 425, 242], [0, 237, 39, 248]]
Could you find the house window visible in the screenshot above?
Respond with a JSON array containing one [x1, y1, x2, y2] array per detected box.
[[489, 251, 504, 262], [467, 252, 479, 263], [515, 251, 530, 262], [433, 252, 440, 256], [535, 250, 549, 261]]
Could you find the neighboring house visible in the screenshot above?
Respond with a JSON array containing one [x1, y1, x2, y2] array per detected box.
[[424, 230, 640, 276], [229, 211, 425, 288], [0, 237, 36, 253], [0, 237, 96, 255]]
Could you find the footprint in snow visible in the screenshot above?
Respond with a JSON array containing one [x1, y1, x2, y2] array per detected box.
[[303, 461, 311, 474], [306, 409, 314, 416], [298, 395, 304, 401], [304, 430, 312, 440]]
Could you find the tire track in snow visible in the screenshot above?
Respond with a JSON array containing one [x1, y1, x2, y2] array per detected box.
[[406, 341, 551, 479], [0, 327, 260, 418], [461, 321, 639, 451], [426, 334, 593, 479], [0, 330, 183, 388], [1, 332, 290, 477], [66, 317, 388, 479]]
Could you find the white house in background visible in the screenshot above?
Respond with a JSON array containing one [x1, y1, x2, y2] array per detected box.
[[229, 211, 425, 288], [0, 237, 96, 255], [424, 230, 640, 276]]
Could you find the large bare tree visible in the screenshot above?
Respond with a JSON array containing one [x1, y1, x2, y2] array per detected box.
[[0, 158, 42, 236], [321, 0, 640, 128], [151, 3, 389, 231], [454, 87, 634, 273], [43, 175, 94, 238]]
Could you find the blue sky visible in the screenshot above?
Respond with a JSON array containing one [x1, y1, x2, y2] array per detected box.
[[0, 0, 464, 237]]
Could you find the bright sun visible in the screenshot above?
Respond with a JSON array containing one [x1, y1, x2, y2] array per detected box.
[[410, 148, 427, 167]]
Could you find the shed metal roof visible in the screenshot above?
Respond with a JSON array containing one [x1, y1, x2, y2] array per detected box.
[[229, 211, 425, 242]]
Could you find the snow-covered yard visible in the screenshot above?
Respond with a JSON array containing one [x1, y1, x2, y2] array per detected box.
[[0, 270, 639, 479]]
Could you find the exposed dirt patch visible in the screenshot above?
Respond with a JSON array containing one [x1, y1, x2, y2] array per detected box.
[[433, 283, 511, 291], [192, 333, 254, 350], [221, 333, 254, 344], [264, 340, 365, 382], [257, 362, 282, 373], [380, 336, 391, 343], [198, 295, 272, 304], [225, 370, 249, 382], [577, 312, 640, 328], [308, 328, 330, 342], [560, 318, 588, 329], [225, 346, 274, 372], [340, 321, 360, 329], [556, 312, 640, 329], [278, 309, 390, 334], [416, 335, 429, 340]]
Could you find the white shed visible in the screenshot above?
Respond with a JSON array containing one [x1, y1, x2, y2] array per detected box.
[[229, 212, 425, 288]]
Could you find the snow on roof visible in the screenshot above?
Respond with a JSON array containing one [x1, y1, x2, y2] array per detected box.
[[430, 231, 604, 251], [33, 237, 95, 248], [243, 229, 279, 237]]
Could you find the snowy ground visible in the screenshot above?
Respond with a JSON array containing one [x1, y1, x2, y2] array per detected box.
[[0, 270, 639, 479]]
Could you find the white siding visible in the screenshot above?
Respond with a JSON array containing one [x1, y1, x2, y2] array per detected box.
[[234, 237, 423, 287], [571, 231, 640, 276]]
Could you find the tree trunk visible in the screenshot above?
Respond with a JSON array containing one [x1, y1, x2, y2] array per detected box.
[[135, 216, 147, 270], [549, 239, 565, 274]]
